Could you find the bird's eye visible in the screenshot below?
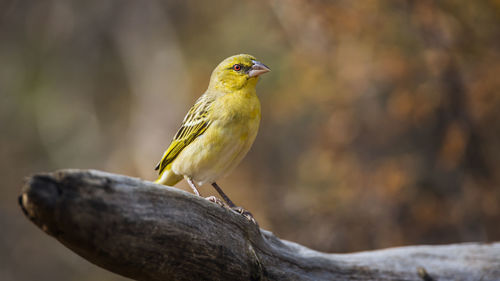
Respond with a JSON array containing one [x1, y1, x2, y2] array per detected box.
[[232, 64, 242, 71]]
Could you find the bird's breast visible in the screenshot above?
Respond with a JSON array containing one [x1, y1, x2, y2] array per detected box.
[[212, 90, 261, 128]]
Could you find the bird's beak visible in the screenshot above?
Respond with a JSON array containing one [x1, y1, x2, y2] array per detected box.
[[248, 60, 271, 77]]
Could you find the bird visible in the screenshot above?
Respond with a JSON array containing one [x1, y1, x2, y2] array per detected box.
[[154, 54, 270, 220]]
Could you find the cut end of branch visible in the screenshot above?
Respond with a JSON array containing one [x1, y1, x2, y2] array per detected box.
[[20, 173, 65, 236]]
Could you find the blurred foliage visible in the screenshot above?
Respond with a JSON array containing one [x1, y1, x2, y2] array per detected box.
[[2, 0, 500, 280]]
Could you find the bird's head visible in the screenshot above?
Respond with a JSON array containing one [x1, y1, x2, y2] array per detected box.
[[208, 54, 270, 92]]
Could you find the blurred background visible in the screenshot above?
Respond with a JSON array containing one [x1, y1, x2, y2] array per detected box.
[[2, 0, 500, 280]]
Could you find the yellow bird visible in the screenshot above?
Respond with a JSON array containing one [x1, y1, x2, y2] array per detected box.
[[155, 54, 270, 216]]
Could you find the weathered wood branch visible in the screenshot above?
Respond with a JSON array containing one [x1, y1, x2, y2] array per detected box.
[[19, 169, 500, 281]]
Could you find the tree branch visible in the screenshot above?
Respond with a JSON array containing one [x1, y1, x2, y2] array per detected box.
[[19, 169, 500, 281]]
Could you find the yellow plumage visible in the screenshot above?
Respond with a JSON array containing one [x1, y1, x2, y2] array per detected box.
[[155, 54, 270, 197]]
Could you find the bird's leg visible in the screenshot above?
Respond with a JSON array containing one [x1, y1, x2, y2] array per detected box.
[[211, 182, 256, 224], [185, 177, 200, 196], [211, 182, 236, 208]]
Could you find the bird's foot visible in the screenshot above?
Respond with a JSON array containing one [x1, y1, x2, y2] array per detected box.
[[205, 196, 227, 207], [231, 206, 257, 225], [205, 196, 257, 225]]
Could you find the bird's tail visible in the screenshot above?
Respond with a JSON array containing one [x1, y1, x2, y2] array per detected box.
[[155, 168, 183, 186]]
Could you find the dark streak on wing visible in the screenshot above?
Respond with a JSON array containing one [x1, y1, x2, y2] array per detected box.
[[155, 95, 214, 174]]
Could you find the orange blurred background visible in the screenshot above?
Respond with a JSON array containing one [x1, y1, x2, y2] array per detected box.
[[2, 0, 500, 280]]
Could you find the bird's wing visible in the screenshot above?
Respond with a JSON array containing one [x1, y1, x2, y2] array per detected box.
[[155, 94, 214, 174]]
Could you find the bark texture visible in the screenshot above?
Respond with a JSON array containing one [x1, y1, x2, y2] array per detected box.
[[19, 169, 500, 281]]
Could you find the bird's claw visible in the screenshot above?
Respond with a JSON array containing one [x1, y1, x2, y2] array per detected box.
[[231, 206, 257, 225], [205, 196, 226, 207], [205, 197, 257, 225]]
